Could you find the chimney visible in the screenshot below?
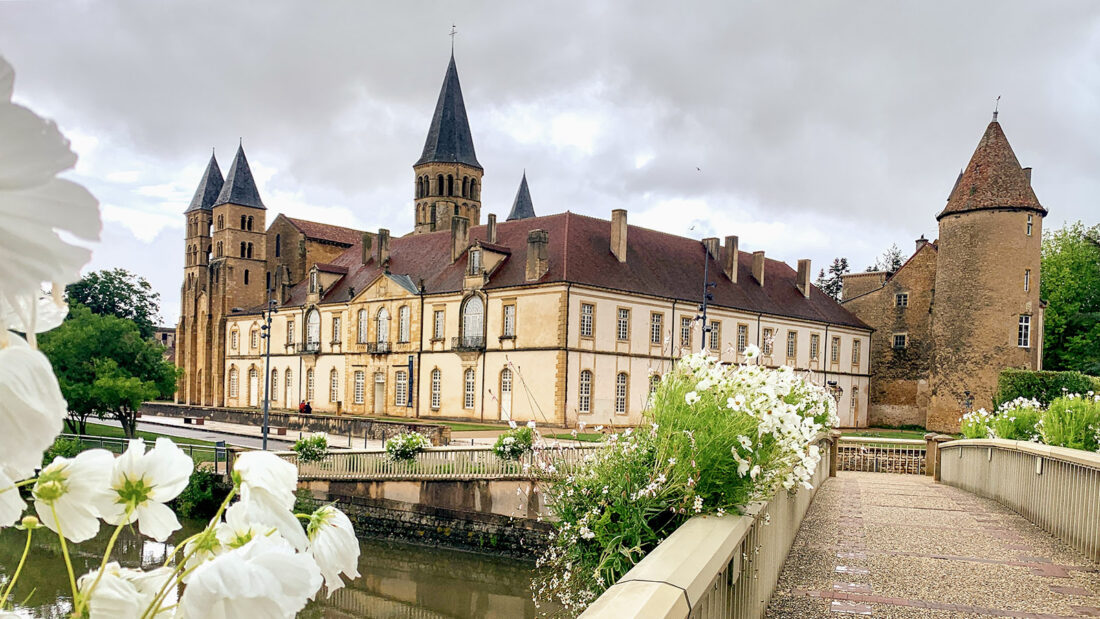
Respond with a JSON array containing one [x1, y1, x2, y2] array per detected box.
[[723, 236, 739, 283], [376, 229, 390, 265], [487, 213, 497, 244], [1023, 167, 1032, 183], [915, 234, 929, 253], [451, 216, 469, 263], [610, 209, 627, 263], [752, 251, 766, 287], [702, 237, 719, 260], [796, 259, 812, 298], [360, 232, 373, 264], [526, 229, 549, 281]]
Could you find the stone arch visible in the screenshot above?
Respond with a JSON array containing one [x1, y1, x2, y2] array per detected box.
[[447, 174, 454, 197], [436, 174, 444, 196]]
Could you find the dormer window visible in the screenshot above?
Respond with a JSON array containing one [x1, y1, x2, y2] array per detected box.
[[309, 269, 317, 293], [469, 248, 481, 275]]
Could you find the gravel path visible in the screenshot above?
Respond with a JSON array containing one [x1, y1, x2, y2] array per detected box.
[[766, 472, 1100, 618]]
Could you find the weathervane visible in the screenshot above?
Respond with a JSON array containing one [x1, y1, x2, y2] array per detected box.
[[993, 95, 1000, 122]]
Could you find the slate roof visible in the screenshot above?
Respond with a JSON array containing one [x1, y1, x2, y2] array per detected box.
[[937, 120, 1045, 221], [315, 262, 348, 274], [269, 212, 868, 330], [215, 144, 265, 209], [184, 152, 224, 213], [507, 173, 536, 220], [286, 217, 363, 246], [414, 54, 481, 169]]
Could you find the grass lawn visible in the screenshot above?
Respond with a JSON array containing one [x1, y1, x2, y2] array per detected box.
[[373, 416, 505, 433], [544, 432, 606, 443], [77, 422, 218, 446], [841, 428, 928, 441]]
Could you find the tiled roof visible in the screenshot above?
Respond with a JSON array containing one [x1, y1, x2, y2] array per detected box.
[[414, 54, 481, 169], [216, 144, 265, 209], [938, 120, 1045, 220], [286, 217, 363, 246], [184, 152, 223, 213], [315, 262, 348, 274], [273, 212, 868, 330], [507, 173, 536, 220]]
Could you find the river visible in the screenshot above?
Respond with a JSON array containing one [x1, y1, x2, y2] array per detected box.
[[0, 519, 543, 618]]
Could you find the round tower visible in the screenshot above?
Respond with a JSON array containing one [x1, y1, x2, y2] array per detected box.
[[927, 116, 1046, 431]]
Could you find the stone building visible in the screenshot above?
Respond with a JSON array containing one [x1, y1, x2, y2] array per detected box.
[[177, 53, 872, 427], [841, 115, 1046, 432]]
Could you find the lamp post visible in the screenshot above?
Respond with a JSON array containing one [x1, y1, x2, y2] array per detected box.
[[260, 298, 278, 450], [696, 243, 716, 353]]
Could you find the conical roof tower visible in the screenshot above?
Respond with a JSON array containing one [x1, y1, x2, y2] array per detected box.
[[937, 118, 1045, 220], [416, 53, 481, 169], [185, 151, 224, 213], [216, 143, 265, 209], [507, 172, 536, 221]]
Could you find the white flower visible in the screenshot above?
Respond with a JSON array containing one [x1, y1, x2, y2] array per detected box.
[[0, 334, 67, 483], [215, 500, 264, 549], [743, 344, 761, 360], [33, 449, 113, 542], [527, 420, 536, 429], [685, 391, 700, 405], [508, 420, 517, 429], [0, 471, 23, 528], [98, 438, 193, 541], [76, 562, 173, 619], [307, 505, 360, 595], [232, 450, 308, 550], [180, 534, 322, 619]]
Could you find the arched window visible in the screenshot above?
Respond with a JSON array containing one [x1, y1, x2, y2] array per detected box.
[[217, 215, 224, 230], [417, 177, 424, 198], [306, 368, 315, 401], [649, 374, 661, 396], [464, 369, 476, 409], [436, 174, 444, 196], [266, 272, 271, 291], [250, 328, 259, 349], [240, 242, 247, 257], [216, 241, 223, 257], [398, 306, 410, 343], [376, 308, 390, 344], [579, 370, 592, 413], [470, 178, 478, 200], [329, 369, 339, 403], [353, 371, 365, 404], [357, 309, 367, 344], [240, 215, 247, 229], [460, 296, 484, 347], [275, 233, 281, 257], [306, 309, 320, 351], [615, 373, 628, 415], [461, 176, 468, 198], [395, 370, 408, 406], [430, 368, 441, 410], [247, 243, 253, 259], [247, 216, 253, 231], [270, 369, 278, 402], [231, 329, 239, 350], [447, 174, 454, 196], [248, 367, 258, 401], [228, 367, 239, 397]]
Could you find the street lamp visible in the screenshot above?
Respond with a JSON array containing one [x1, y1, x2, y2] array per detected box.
[[260, 298, 278, 450], [696, 243, 716, 353]]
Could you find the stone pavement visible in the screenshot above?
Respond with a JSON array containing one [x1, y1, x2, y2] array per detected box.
[[767, 472, 1100, 618]]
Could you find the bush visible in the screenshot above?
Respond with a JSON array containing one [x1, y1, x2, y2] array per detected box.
[[960, 409, 994, 439], [384, 432, 431, 462], [41, 437, 86, 465], [493, 425, 534, 460], [292, 433, 328, 463], [171, 469, 231, 520], [996, 369, 1100, 407], [961, 398, 1044, 441], [534, 352, 837, 613], [1039, 395, 1100, 452]]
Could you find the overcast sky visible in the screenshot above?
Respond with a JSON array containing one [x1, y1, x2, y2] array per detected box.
[[3, 1, 1098, 323]]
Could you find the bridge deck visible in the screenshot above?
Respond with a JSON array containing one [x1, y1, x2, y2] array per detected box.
[[767, 472, 1100, 618]]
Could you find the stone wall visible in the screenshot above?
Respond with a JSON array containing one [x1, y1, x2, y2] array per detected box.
[[141, 402, 451, 445]]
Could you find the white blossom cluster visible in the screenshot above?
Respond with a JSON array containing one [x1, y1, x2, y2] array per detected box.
[[384, 431, 432, 461]]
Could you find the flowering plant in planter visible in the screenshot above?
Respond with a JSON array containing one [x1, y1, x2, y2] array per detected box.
[[533, 351, 837, 614], [960, 397, 1043, 441], [292, 432, 329, 463], [494, 421, 536, 461], [384, 432, 432, 462]]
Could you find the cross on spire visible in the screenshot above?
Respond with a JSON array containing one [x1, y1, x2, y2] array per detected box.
[[993, 95, 1001, 122], [450, 24, 457, 53]]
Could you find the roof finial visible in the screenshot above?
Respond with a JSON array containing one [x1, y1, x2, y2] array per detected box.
[[450, 23, 457, 54], [992, 95, 1000, 122]]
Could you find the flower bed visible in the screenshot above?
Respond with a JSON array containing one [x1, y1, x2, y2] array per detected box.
[[960, 393, 1100, 452]]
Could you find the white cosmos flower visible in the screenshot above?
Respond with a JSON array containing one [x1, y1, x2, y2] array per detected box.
[[180, 534, 322, 619], [216, 500, 265, 549], [33, 449, 113, 542], [232, 450, 308, 550], [0, 471, 23, 527], [0, 333, 67, 483], [98, 438, 193, 542], [742, 344, 761, 361], [76, 562, 174, 619], [307, 505, 360, 595], [685, 391, 700, 405], [0, 56, 99, 339]]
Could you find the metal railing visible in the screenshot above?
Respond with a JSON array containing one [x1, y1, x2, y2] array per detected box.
[[54, 433, 230, 473], [836, 436, 927, 475], [451, 335, 485, 351], [939, 438, 1100, 562], [278, 443, 603, 481], [365, 341, 392, 354], [297, 341, 321, 354], [581, 434, 834, 619]]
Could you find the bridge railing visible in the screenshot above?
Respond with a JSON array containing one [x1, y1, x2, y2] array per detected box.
[[277, 443, 603, 481], [836, 436, 927, 475], [939, 438, 1100, 562], [55, 433, 230, 473], [580, 433, 835, 619]]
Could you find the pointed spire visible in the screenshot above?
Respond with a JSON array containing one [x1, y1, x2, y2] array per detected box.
[[937, 118, 1045, 221], [507, 172, 536, 221], [415, 54, 481, 169], [215, 143, 265, 209], [185, 150, 224, 213]]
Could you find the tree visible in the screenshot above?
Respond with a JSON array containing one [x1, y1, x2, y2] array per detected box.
[[65, 268, 161, 339], [38, 305, 179, 437], [866, 243, 905, 273], [1040, 221, 1100, 374], [815, 257, 850, 302]]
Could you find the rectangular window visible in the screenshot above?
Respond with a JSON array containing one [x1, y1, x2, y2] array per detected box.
[[464, 370, 476, 409], [1027, 214, 1034, 236], [737, 324, 748, 353], [1018, 315, 1031, 348], [503, 304, 516, 337], [851, 386, 859, 414], [681, 316, 692, 348], [709, 320, 720, 351], [433, 310, 445, 340], [229, 371, 238, 397], [579, 371, 592, 413], [353, 371, 364, 404], [892, 333, 907, 349], [810, 334, 820, 360], [430, 369, 441, 410], [617, 308, 630, 341], [395, 370, 408, 406], [852, 340, 861, 365], [286, 320, 294, 346], [251, 329, 259, 349], [786, 331, 797, 359], [896, 293, 909, 307], [762, 328, 774, 356], [650, 312, 663, 345], [468, 249, 481, 275], [615, 373, 628, 415], [332, 317, 341, 343], [580, 303, 594, 338], [831, 336, 841, 362], [231, 330, 239, 350], [329, 372, 339, 403], [1024, 269, 1031, 292], [306, 370, 314, 401]]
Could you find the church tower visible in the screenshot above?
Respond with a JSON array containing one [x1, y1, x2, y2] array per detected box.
[[507, 172, 536, 221], [927, 115, 1047, 430], [413, 53, 483, 234]]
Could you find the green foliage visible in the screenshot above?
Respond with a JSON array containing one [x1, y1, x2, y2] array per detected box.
[[960, 409, 993, 439], [493, 426, 534, 460], [866, 243, 904, 273], [996, 368, 1100, 407], [170, 469, 231, 520], [38, 305, 180, 437], [41, 437, 85, 465], [1039, 396, 1100, 452], [1041, 222, 1100, 374], [292, 433, 328, 463], [293, 488, 318, 514], [815, 257, 850, 301], [384, 432, 431, 461], [65, 268, 162, 339]]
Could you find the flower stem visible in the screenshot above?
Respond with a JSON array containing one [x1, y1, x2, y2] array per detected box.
[[76, 507, 132, 615], [49, 503, 79, 603], [0, 526, 32, 609]]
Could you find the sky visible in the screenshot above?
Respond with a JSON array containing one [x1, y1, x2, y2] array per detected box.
[[2, 1, 1098, 323]]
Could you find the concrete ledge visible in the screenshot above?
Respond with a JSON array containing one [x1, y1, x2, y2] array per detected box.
[[582, 580, 690, 618], [940, 438, 1100, 470]]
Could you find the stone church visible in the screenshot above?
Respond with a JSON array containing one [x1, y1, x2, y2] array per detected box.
[[841, 114, 1046, 432], [175, 54, 873, 428]]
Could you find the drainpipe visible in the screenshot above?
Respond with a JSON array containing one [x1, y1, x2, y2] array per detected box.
[[416, 284, 424, 419], [564, 283, 572, 427], [480, 290, 487, 424], [823, 324, 830, 388]]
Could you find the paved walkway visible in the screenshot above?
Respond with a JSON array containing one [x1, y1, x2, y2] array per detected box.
[[767, 472, 1100, 618]]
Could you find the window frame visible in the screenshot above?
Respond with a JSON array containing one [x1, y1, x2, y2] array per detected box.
[[306, 368, 314, 401], [1018, 315, 1031, 348], [353, 371, 365, 404], [579, 370, 593, 414], [895, 292, 909, 308], [616, 307, 631, 341], [430, 368, 441, 410], [329, 369, 339, 403], [1024, 269, 1031, 292], [463, 369, 476, 409], [810, 334, 820, 360], [737, 323, 748, 353], [579, 303, 594, 338], [650, 312, 663, 345], [398, 305, 410, 343], [395, 370, 408, 407], [286, 320, 295, 346], [786, 330, 797, 359], [762, 328, 774, 356], [502, 303, 516, 338], [830, 336, 841, 362], [615, 372, 628, 415], [433, 309, 445, 341], [680, 316, 692, 349], [357, 309, 367, 344], [331, 316, 341, 344], [892, 333, 907, 350], [228, 367, 239, 397], [852, 339, 861, 365]]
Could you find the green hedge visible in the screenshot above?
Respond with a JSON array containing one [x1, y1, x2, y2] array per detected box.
[[996, 369, 1100, 407]]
